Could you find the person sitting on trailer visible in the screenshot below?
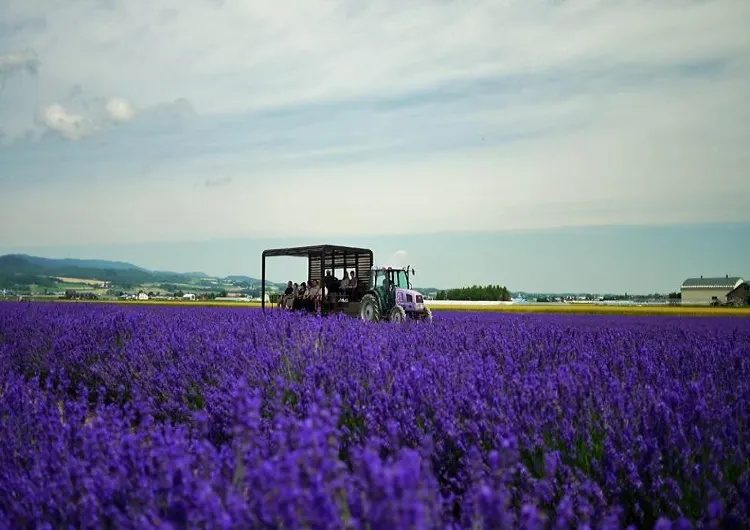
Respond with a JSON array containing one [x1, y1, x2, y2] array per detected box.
[[306, 279, 322, 311], [340, 271, 354, 301], [293, 281, 307, 310], [280, 281, 294, 310], [346, 270, 357, 297]]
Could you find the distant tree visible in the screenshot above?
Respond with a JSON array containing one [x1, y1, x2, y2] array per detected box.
[[436, 284, 511, 301]]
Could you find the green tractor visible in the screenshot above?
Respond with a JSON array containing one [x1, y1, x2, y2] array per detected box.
[[359, 265, 432, 323]]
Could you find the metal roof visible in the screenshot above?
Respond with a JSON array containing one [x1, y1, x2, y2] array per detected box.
[[681, 276, 744, 289], [262, 244, 373, 258], [727, 282, 749, 296]]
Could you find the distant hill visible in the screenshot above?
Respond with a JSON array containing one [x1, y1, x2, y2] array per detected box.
[[0, 255, 35, 274], [20, 255, 145, 271], [0, 254, 283, 291]]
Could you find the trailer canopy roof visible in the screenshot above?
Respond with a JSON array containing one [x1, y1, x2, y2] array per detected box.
[[262, 244, 372, 259]]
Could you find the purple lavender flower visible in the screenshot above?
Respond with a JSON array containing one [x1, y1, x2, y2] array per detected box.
[[0, 302, 748, 528]]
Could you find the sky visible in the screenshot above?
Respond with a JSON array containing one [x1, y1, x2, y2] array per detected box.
[[1, 0, 749, 293]]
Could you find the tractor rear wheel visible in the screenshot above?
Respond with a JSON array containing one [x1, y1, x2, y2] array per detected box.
[[388, 304, 406, 323], [360, 294, 381, 322]]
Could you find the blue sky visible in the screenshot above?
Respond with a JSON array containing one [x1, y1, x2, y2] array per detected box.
[[1, 0, 749, 292]]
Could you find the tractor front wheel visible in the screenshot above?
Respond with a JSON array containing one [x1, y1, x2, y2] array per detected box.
[[360, 294, 381, 322], [388, 304, 406, 323], [422, 307, 433, 323]]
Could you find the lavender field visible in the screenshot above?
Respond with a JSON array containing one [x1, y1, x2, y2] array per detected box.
[[0, 302, 748, 529]]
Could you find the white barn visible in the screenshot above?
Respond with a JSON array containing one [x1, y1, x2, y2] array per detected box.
[[680, 276, 745, 305]]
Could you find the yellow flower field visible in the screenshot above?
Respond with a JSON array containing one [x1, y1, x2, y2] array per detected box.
[[425, 303, 750, 317]]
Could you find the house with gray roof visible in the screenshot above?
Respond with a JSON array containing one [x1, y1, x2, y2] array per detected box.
[[680, 275, 745, 305], [726, 281, 750, 307]]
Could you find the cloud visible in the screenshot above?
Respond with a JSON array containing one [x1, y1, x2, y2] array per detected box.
[[0, 49, 39, 74], [29, 86, 137, 139], [105, 97, 134, 122], [31, 95, 193, 140], [0, 49, 39, 89], [204, 176, 232, 187], [35, 103, 93, 140]]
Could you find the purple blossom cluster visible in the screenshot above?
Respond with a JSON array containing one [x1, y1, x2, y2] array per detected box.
[[0, 303, 748, 529]]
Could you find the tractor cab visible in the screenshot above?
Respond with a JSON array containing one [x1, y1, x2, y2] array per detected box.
[[371, 266, 412, 290]]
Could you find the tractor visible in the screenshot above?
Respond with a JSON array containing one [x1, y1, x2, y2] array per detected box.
[[359, 265, 432, 323]]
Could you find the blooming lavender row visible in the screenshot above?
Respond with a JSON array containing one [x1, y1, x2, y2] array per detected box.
[[0, 303, 748, 529]]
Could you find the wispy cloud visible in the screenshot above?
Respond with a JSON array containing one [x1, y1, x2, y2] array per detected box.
[[204, 175, 232, 187], [0, 0, 748, 247], [4, 0, 748, 118], [0, 48, 39, 89]]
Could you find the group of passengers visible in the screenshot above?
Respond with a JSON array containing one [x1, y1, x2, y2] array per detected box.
[[279, 270, 357, 311]]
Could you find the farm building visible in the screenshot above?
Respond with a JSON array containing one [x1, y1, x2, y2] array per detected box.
[[726, 282, 750, 306], [680, 275, 745, 305]]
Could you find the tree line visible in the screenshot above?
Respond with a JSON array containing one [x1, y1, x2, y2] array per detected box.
[[435, 284, 511, 302]]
